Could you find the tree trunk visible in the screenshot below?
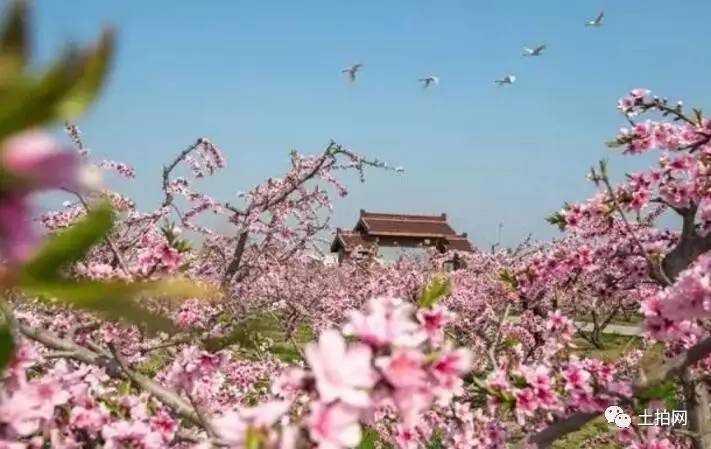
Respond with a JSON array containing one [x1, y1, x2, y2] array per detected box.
[[683, 370, 711, 449], [221, 231, 249, 289]]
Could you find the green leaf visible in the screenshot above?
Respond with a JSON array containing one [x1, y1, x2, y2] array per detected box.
[[545, 211, 566, 230], [605, 139, 623, 148], [245, 427, 262, 449], [203, 317, 274, 352], [0, 28, 114, 140], [418, 274, 451, 308], [598, 159, 609, 176], [0, 324, 14, 372], [498, 269, 518, 291], [135, 278, 217, 301], [0, 0, 28, 83], [693, 108, 704, 126], [425, 431, 446, 449], [21, 205, 113, 283], [22, 280, 180, 334], [56, 28, 114, 119], [357, 428, 379, 449]]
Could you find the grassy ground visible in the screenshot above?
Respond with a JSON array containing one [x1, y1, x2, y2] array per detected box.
[[573, 333, 644, 361], [552, 416, 618, 449]]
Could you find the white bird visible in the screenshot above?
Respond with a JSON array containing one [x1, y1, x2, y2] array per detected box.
[[586, 11, 604, 27], [495, 75, 516, 86], [341, 63, 363, 82], [523, 44, 546, 56], [418, 76, 439, 88]]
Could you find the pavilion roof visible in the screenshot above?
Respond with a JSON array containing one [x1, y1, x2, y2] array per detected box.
[[354, 211, 456, 238], [329, 229, 378, 253], [331, 210, 475, 253]]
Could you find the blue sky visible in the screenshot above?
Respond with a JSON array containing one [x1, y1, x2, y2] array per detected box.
[[30, 0, 711, 248]]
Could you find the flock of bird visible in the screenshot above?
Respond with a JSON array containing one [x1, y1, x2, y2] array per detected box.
[[340, 10, 605, 88]]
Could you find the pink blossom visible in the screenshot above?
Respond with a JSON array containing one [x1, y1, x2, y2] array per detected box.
[[307, 402, 362, 449], [212, 401, 289, 447], [1, 131, 82, 192], [514, 388, 539, 420], [563, 362, 592, 392], [392, 387, 433, 426], [394, 426, 419, 449], [416, 305, 454, 346], [102, 421, 164, 449], [0, 194, 35, 263], [69, 404, 110, 432], [344, 298, 426, 348], [305, 329, 375, 408], [430, 347, 473, 381], [375, 350, 427, 389]]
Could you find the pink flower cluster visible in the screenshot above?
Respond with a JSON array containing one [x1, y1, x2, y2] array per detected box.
[[184, 138, 226, 178], [161, 346, 230, 404], [222, 297, 475, 449], [98, 160, 136, 178], [0, 341, 178, 449], [304, 298, 470, 447], [137, 243, 183, 275], [642, 254, 711, 340]]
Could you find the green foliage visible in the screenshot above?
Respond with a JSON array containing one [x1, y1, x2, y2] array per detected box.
[[418, 274, 451, 308], [24, 280, 181, 334], [498, 269, 518, 291], [605, 139, 623, 148], [21, 204, 113, 283], [245, 427, 263, 449], [424, 431, 446, 449], [0, 324, 14, 372], [160, 223, 191, 253], [693, 108, 704, 126], [203, 317, 273, 352], [634, 380, 680, 413], [545, 202, 571, 230], [0, 0, 114, 141], [552, 417, 617, 449], [357, 428, 379, 449], [0, 0, 27, 83]]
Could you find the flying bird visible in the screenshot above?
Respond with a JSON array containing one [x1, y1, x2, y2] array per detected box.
[[341, 63, 363, 82], [418, 76, 439, 88], [586, 11, 604, 27], [523, 44, 546, 56], [495, 75, 516, 86]]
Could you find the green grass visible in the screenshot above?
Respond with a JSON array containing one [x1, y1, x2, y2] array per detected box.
[[573, 333, 644, 361], [228, 311, 315, 362], [552, 416, 619, 449]]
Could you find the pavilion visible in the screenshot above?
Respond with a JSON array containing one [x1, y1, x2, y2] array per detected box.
[[330, 210, 474, 264]]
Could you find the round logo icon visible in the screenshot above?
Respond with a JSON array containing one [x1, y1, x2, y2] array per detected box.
[[614, 413, 632, 429], [605, 405, 631, 429]]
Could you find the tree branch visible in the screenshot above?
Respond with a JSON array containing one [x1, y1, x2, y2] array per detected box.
[[15, 318, 203, 428], [221, 231, 249, 288], [531, 335, 711, 448]]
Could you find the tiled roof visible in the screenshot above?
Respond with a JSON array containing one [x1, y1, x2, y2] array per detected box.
[[330, 229, 378, 253], [331, 210, 475, 254], [443, 235, 475, 252], [356, 211, 456, 238]]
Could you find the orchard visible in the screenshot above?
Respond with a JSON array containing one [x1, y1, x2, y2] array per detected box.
[[0, 3, 710, 449]]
